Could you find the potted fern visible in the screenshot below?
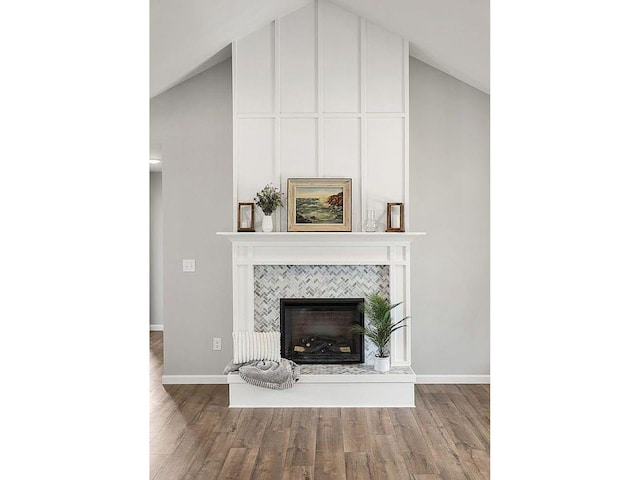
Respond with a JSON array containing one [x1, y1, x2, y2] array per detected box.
[[353, 293, 409, 372]]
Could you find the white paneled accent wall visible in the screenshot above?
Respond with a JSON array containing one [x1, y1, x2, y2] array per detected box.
[[232, 0, 409, 231]]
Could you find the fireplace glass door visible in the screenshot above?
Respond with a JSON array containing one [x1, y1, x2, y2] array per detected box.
[[280, 298, 364, 364]]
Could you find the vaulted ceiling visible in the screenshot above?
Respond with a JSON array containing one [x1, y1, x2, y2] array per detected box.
[[150, 0, 489, 98]]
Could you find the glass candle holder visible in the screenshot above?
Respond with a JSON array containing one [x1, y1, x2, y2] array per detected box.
[[363, 209, 379, 232]]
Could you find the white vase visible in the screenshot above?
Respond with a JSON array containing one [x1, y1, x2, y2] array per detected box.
[[261, 214, 273, 232], [374, 356, 390, 372]]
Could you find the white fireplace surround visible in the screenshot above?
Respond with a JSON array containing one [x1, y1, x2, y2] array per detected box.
[[219, 232, 424, 365], [218, 231, 425, 407]]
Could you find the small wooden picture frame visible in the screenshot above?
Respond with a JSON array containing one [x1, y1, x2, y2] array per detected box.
[[386, 203, 405, 232], [237, 203, 255, 232]]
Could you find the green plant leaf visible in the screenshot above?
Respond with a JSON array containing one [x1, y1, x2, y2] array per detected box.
[[352, 292, 414, 357]]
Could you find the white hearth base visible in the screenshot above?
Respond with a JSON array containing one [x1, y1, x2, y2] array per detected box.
[[228, 366, 416, 408]]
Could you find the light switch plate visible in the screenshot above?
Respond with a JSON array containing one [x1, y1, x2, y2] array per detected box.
[[183, 259, 196, 272]]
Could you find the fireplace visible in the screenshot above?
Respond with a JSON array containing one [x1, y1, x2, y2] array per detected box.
[[280, 298, 365, 364], [219, 232, 422, 407]]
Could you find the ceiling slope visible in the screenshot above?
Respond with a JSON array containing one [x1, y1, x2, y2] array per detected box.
[[150, 0, 489, 97], [332, 0, 489, 93], [151, 0, 311, 97]]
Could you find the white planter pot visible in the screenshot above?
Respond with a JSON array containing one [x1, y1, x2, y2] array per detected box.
[[261, 215, 273, 232], [374, 356, 390, 372]]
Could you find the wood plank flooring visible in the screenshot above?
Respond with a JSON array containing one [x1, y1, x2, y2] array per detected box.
[[150, 331, 490, 480]]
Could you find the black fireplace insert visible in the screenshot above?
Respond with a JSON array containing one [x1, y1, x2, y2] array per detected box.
[[280, 298, 365, 364]]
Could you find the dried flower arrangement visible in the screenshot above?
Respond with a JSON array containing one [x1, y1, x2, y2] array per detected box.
[[254, 184, 285, 215]]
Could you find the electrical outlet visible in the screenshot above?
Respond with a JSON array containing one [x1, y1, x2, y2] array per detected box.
[[213, 337, 222, 351]]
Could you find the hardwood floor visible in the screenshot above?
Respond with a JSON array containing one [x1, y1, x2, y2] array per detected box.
[[150, 331, 490, 480]]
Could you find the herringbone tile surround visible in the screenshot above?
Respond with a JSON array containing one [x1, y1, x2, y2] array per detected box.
[[254, 265, 390, 364]]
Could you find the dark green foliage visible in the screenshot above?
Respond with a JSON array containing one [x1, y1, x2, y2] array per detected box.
[[352, 292, 409, 358], [254, 184, 284, 215]]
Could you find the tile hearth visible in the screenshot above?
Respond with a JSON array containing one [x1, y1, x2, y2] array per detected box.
[[298, 364, 414, 375], [227, 363, 414, 377]]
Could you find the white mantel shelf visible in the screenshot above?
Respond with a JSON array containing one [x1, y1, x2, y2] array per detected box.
[[217, 232, 426, 243]]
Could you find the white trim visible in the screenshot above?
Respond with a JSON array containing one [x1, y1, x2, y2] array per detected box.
[[236, 260, 408, 266], [162, 375, 489, 386], [232, 40, 238, 230], [415, 375, 490, 384], [227, 371, 415, 384], [236, 113, 278, 118], [316, 0, 322, 114], [318, 117, 324, 177], [217, 231, 425, 242], [274, 19, 281, 115], [274, 19, 282, 232], [316, 0, 324, 176], [322, 112, 361, 118], [365, 112, 406, 117], [403, 38, 410, 230], [162, 375, 228, 384], [360, 16, 367, 228], [281, 112, 320, 118], [150, 324, 164, 331], [404, 246, 412, 366]]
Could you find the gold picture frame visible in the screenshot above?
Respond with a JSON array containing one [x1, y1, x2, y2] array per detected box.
[[287, 178, 352, 232]]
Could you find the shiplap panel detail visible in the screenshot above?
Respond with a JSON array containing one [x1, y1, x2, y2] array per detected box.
[[322, 1, 361, 113], [324, 118, 362, 230], [367, 118, 405, 216], [279, 118, 318, 227], [237, 119, 275, 221], [235, 23, 275, 114], [233, 0, 408, 230], [366, 21, 404, 113], [279, 3, 317, 113], [280, 118, 318, 175]]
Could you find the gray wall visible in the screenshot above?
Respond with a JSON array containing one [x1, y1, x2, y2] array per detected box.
[[150, 56, 489, 377], [150, 172, 163, 326], [409, 57, 490, 375], [150, 59, 233, 375]]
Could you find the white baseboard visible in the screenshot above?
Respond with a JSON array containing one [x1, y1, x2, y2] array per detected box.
[[415, 375, 490, 384], [150, 324, 164, 331], [162, 374, 489, 385], [162, 375, 227, 384]]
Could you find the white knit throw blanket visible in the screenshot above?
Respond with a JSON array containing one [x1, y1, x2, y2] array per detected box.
[[224, 358, 300, 390]]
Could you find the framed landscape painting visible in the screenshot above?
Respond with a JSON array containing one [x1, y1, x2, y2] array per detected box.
[[287, 178, 352, 232]]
